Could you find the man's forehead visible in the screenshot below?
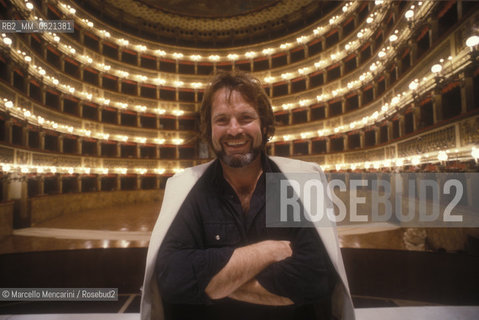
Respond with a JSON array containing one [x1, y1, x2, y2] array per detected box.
[[211, 88, 256, 111]]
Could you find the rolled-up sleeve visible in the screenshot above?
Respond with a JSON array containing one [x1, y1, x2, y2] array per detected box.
[[156, 196, 235, 304], [256, 228, 336, 305]]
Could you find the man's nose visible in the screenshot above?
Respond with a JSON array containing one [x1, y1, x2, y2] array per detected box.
[[226, 118, 243, 135]]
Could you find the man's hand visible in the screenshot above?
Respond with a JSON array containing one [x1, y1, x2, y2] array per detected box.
[[229, 279, 294, 305], [205, 240, 292, 300]]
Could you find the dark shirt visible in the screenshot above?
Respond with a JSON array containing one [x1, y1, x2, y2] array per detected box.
[[156, 154, 337, 320]]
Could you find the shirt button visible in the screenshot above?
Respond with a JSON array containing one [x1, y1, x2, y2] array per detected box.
[[215, 235, 221, 240]]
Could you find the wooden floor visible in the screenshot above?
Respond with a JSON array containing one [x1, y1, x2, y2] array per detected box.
[[0, 201, 412, 254]]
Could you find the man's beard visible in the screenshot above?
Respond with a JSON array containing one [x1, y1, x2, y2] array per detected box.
[[213, 135, 262, 168]]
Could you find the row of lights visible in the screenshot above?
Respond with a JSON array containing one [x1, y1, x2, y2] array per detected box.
[[1, 99, 186, 146], [271, 51, 464, 143], [323, 146, 479, 172], [49, 1, 364, 62], [0, 45, 464, 149], [1, 145, 477, 176], [13, 2, 389, 92], [0, 163, 184, 175], [271, 1, 435, 113], [1, 37, 191, 117], [0, 1, 420, 124], [4, 1, 431, 120]]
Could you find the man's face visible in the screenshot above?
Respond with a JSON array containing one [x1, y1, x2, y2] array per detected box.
[[211, 87, 263, 168]]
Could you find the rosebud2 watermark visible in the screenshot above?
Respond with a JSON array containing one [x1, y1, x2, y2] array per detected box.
[[266, 173, 479, 227]]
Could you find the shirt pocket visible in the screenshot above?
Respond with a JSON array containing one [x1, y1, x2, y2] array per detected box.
[[204, 222, 242, 247]]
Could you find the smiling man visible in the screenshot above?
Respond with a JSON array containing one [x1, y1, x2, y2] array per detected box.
[[140, 71, 355, 320]]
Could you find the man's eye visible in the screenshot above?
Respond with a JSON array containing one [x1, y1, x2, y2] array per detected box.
[[214, 118, 228, 124]]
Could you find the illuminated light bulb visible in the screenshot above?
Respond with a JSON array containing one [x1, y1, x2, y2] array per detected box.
[[136, 45, 146, 51], [190, 55, 202, 61], [283, 135, 292, 141], [357, 31, 363, 38], [24, 55, 32, 62], [2, 164, 11, 172], [87, 21, 94, 28], [378, 51, 386, 59], [172, 110, 184, 116], [154, 138, 165, 144], [335, 164, 342, 171], [262, 48, 275, 55], [50, 167, 57, 173], [136, 168, 147, 175], [101, 168, 109, 175], [173, 168, 184, 174], [383, 160, 391, 167], [431, 64, 442, 74], [395, 158, 404, 167], [471, 147, 479, 160], [408, 80, 418, 90], [369, 63, 377, 72], [3, 37, 12, 45], [364, 162, 371, 169], [67, 168, 74, 174], [389, 34, 398, 42], [466, 36, 479, 48], [405, 10, 414, 20], [391, 96, 400, 105], [69, 8, 76, 14], [69, 47, 76, 54], [5, 100, 13, 108], [375, 0, 384, 5], [174, 80, 184, 87], [351, 164, 357, 170], [155, 49, 166, 56], [245, 51, 257, 58], [172, 138, 184, 145], [208, 55, 220, 61], [39, 69, 46, 75], [264, 76, 275, 83], [37, 167, 44, 173], [156, 108, 166, 115], [53, 35, 60, 42], [373, 162, 380, 169], [155, 168, 165, 174], [438, 151, 448, 162], [411, 156, 421, 166], [227, 54, 238, 60], [191, 82, 202, 89], [366, 17, 374, 24], [296, 36, 307, 44], [172, 52, 184, 59], [52, 78, 59, 85], [117, 168, 128, 175], [84, 167, 91, 174], [26, 2, 34, 10]]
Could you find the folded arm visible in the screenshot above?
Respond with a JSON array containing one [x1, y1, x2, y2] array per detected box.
[[205, 240, 292, 300]]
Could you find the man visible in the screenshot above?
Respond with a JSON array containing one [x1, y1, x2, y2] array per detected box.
[[140, 71, 355, 320]]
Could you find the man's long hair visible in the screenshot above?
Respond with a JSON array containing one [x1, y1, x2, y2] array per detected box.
[[200, 71, 275, 149]]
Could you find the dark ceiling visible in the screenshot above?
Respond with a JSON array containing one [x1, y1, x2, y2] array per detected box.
[[73, 0, 339, 48], [136, 0, 279, 18]]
